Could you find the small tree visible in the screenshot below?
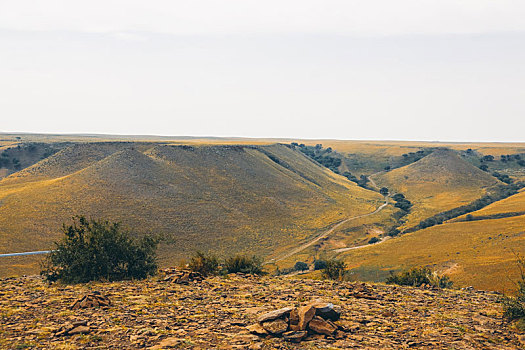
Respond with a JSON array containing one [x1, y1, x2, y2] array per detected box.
[[294, 261, 309, 271], [313, 259, 327, 270], [379, 187, 389, 196], [322, 259, 347, 280], [41, 216, 158, 283]]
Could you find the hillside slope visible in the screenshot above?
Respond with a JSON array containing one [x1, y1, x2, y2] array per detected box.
[[374, 148, 500, 228], [0, 143, 382, 276]]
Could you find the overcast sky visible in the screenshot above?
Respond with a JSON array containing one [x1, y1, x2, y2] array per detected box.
[[1, 1, 524, 141]]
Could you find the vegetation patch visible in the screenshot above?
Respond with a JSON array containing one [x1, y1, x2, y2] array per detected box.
[[41, 216, 159, 283], [386, 267, 453, 289], [407, 182, 525, 232]]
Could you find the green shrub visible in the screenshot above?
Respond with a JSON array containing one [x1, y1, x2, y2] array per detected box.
[[386, 267, 453, 289], [294, 261, 309, 271], [313, 259, 327, 270], [188, 251, 219, 276], [368, 237, 380, 244], [503, 256, 525, 330], [321, 259, 346, 280], [224, 255, 264, 275], [41, 216, 158, 283]]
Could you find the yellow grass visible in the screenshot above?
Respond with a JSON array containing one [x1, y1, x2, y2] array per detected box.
[[338, 215, 525, 292], [0, 143, 382, 277]]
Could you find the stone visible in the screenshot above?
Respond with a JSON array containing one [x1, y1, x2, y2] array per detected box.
[[71, 292, 111, 309], [246, 323, 268, 336], [289, 308, 299, 326], [308, 316, 337, 336], [311, 302, 341, 321], [297, 305, 316, 330], [257, 307, 293, 323], [149, 337, 183, 349], [261, 319, 288, 335], [283, 331, 307, 342], [68, 325, 90, 335]]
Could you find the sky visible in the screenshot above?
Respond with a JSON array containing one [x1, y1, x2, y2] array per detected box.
[[1, 0, 524, 142]]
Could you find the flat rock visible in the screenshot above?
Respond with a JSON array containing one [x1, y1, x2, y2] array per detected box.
[[262, 319, 288, 335], [308, 316, 337, 336], [68, 325, 90, 335], [246, 323, 268, 336], [149, 337, 184, 349], [257, 307, 292, 323], [283, 330, 307, 342]]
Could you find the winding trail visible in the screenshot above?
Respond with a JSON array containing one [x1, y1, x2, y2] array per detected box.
[[266, 194, 389, 264]]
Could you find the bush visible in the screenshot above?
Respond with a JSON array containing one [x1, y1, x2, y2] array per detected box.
[[294, 261, 309, 271], [188, 251, 219, 276], [313, 259, 327, 270], [386, 267, 453, 289], [321, 259, 347, 281], [368, 237, 380, 244], [41, 216, 158, 283], [503, 255, 525, 330], [224, 255, 264, 275]]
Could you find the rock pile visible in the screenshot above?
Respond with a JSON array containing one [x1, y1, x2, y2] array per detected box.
[[247, 301, 342, 342], [70, 291, 111, 309], [163, 270, 204, 284]]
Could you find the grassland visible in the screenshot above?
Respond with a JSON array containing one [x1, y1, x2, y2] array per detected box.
[[2, 134, 525, 292]]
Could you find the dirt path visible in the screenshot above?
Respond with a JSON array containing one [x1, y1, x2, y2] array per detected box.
[[333, 235, 391, 253], [0, 250, 52, 258], [266, 195, 389, 264]]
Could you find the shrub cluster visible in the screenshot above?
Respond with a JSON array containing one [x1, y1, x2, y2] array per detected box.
[[294, 143, 342, 174], [503, 256, 525, 330], [224, 255, 264, 275], [188, 252, 265, 276], [41, 216, 158, 283], [386, 267, 453, 289], [321, 259, 347, 281], [188, 251, 219, 276]]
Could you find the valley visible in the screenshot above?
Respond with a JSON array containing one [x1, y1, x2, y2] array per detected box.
[[1, 133, 525, 292]]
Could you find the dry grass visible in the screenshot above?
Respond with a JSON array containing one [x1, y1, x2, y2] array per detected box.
[[338, 214, 525, 292], [0, 143, 382, 277]]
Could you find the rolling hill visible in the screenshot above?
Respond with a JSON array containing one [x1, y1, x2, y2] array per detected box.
[[374, 148, 501, 229], [0, 142, 383, 277]]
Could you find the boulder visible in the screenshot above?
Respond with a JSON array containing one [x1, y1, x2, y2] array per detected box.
[[308, 316, 337, 336], [311, 302, 341, 321], [297, 305, 316, 330], [257, 307, 293, 323]]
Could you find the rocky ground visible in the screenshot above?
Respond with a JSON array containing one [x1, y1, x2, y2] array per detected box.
[[1, 272, 524, 349]]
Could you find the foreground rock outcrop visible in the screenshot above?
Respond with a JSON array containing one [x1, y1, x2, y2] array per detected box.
[[248, 301, 342, 342], [0, 274, 524, 349]]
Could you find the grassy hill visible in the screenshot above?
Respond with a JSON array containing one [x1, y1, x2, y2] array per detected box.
[[374, 148, 501, 229], [337, 186, 525, 292], [0, 142, 382, 277]]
